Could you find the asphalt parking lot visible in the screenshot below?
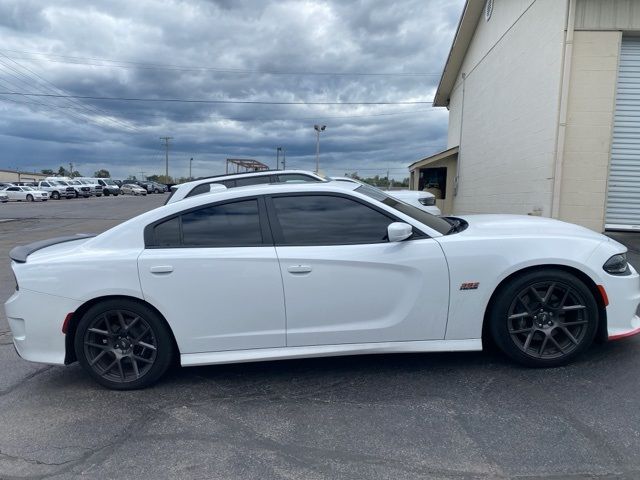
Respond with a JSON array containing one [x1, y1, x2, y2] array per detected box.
[[2, 197, 640, 479]]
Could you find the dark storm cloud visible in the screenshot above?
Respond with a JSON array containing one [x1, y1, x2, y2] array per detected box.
[[0, 0, 463, 179]]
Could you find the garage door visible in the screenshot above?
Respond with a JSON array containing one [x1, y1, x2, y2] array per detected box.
[[606, 37, 640, 229]]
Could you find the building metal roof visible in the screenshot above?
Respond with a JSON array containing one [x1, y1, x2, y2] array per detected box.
[[408, 146, 459, 170], [433, 0, 484, 107]]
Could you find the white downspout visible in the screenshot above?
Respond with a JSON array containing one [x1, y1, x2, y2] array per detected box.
[[551, 0, 575, 218]]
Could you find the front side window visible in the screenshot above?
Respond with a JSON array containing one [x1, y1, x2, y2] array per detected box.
[[271, 195, 394, 246], [150, 199, 263, 247]]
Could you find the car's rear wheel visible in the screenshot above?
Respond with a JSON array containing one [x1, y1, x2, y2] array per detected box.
[[489, 269, 598, 367], [26, 194, 33, 202], [51, 191, 60, 200], [74, 299, 174, 389]]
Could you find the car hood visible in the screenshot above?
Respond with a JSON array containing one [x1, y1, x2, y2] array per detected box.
[[452, 214, 609, 242]]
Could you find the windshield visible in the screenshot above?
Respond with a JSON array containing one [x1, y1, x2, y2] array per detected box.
[[103, 179, 116, 185], [22, 186, 33, 191], [355, 184, 451, 235], [55, 181, 68, 186]]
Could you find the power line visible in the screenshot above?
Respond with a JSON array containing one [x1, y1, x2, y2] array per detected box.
[[0, 54, 140, 132], [0, 49, 441, 77], [0, 91, 434, 105]]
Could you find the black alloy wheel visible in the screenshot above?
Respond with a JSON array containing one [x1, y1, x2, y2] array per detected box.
[[75, 300, 174, 389], [490, 269, 598, 367]]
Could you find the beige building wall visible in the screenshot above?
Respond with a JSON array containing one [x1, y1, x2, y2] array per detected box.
[[0, 170, 46, 183], [446, 0, 568, 216], [558, 31, 621, 231]]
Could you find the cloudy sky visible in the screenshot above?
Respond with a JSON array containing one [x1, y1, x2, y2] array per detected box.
[[0, 0, 464, 180]]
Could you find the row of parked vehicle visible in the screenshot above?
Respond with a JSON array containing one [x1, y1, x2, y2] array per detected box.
[[0, 177, 168, 202]]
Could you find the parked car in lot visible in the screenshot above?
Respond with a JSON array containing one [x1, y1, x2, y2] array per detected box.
[[120, 183, 147, 196], [331, 177, 441, 216], [2, 185, 48, 202], [37, 180, 75, 200], [0, 191, 7, 203], [93, 178, 120, 196], [65, 180, 92, 198], [5, 181, 640, 389], [166, 169, 323, 204], [132, 180, 153, 193], [0, 182, 14, 189], [76, 178, 103, 197], [148, 181, 168, 193]]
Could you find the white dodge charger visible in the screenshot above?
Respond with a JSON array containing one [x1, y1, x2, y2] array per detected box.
[[5, 182, 640, 389]]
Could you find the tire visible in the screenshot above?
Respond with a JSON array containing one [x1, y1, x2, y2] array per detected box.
[[154, 188, 161, 194], [74, 299, 174, 390], [51, 191, 60, 200], [104, 190, 110, 196], [489, 269, 598, 367], [74, 191, 79, 198], [26, 194, 33, 202]]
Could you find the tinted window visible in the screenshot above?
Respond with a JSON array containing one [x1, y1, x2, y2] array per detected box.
[[186, 183, 211, 198], [276, 174, 320, 183], [272, 195, 393, 246], [41, 182, 50, 187], [235, 175, 273, 187], [152, 199, 262, 247], [154, 217, 181, 247], [354, 184, 451, 235]]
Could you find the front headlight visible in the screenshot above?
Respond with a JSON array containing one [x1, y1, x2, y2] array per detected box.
[[418, 196, 436, 206], [603, 253, 630, 275]]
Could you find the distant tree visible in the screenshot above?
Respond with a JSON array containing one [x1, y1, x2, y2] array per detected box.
[[57, 166, 67, 177], [41, 169, 54, 175], [94, 169, 110, 178], [127, 175, 137, 181]]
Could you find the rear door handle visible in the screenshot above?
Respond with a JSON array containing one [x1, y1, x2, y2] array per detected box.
[[150, 265, 173, 274], [287, 265, 312, 274]]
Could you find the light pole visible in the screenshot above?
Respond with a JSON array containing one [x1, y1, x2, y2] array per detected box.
[[282, 148, 286, 170], [314, 125, 326, 174], [276, 147, 282, 170], [189, 157, 193, 180]]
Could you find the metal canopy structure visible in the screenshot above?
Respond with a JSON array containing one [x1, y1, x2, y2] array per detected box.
[[225, 158, 269, 174]]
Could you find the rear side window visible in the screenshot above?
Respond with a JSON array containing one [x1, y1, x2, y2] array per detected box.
[[186, 183, 212, 198], [150, 199, 263, 247], [271, 195, 394, 246]]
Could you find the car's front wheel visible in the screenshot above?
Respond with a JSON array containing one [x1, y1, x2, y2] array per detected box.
[[51, 191, 60, 200], [489, 269, 598, 367], [74, 299, 174, 389], [26, 194, 33, 202]]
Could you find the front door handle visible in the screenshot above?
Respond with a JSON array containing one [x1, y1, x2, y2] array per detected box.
[[287, 265, 312, 274], [150, 265, 173, 274]]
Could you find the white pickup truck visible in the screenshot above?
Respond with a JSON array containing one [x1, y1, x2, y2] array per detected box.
[[36, 180, 76, 200]]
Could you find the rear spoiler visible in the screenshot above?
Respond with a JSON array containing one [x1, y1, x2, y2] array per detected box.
[[9, 234, 95, 263]]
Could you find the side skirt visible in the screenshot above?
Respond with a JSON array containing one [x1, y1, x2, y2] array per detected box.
[[180, 339, 482, 367]]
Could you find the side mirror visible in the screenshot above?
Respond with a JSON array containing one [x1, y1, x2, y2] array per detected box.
[[387, 222, 413, 242]]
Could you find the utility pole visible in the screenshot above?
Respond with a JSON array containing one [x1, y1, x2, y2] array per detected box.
[[276, 147, 281, 170], [282, 148, 286, 170], [69, 162, 74, 177], [314, 125, 326, 174], [160, 136, 173, 181], [139, 170, 146, 180], [189, 158, 193, 180]]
